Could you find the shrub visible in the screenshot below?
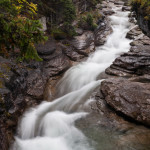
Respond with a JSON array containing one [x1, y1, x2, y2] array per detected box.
[[0, 0, 47, 61], [131, 0, 150, 20], [78, 13, 98, 31]]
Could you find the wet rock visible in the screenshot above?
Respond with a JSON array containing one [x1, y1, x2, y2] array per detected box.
[[126, 25, 143, 40], [0, 58, 29, 150], [130, 35, 150, 46], [36, 37, 56, 55], [71, 31, 94, 50], [106, 67, 133, 77], [102, 8, 115, 16], [44, 76, 62, 101], [75, 28, 84, 35], [64, 46, 85, 61], [77, 85, 150, 150], [122, 6, 131, 11], [71, 31, 95, 56], [77, 42, 95, 56], [130, 45, 150, 53], [106, 48, 150, 76], [114, 1, 124, 5], [43, 53, 71, 77], [95, 18, 112, 46], [101, 78, 150, 126], [40, 44, 63, 61], [26, 69, 46, 99]]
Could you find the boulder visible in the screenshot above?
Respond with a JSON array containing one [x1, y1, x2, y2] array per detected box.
[[43, 53, 71, 77], [36, 37, 56, 55], [130, 35, 150, 46], [101, 77, 150, 126], [64, 46, 85, 61], [114, 1, 124, 5], [75, 28, 84, 36], [26, 69, 46, 99], [106, 48, 150, 76], [126, 25, 143, 40], [122, 6, 131, 11], [102, 8, 115, 15], [71, 31, 94, 50]]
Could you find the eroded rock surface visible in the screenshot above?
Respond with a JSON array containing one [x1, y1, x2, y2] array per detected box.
[[106, 49, 150, 76], [101, 77, 150, 126], [107, 25, 150, 76], [95, 18, 112, 46]]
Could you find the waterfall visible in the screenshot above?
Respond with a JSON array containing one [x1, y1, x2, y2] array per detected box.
[[11, 4, 132, 150]]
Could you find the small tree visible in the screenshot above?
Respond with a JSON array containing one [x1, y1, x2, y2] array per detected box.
[[0, 0, 47, 61]]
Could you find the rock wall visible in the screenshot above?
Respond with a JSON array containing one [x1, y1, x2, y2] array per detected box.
[[137, 13, 150, 38]]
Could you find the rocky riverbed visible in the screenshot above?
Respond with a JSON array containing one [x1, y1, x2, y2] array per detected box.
[[1, 0, 150, 150], [76, 0, 150, 149], [76, 1, 150, 150], [0, 0, 114, 149]]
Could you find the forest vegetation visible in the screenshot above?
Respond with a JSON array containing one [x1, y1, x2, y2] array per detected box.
[[0, 0, 47, 61], [0, 0, 101, 61], [131, 0, 150, 20]]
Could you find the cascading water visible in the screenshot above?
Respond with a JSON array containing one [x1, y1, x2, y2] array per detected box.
[[11, 4, 132, 150]]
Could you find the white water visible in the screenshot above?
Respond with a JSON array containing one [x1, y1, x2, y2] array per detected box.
[[11, 4, 132, 150]]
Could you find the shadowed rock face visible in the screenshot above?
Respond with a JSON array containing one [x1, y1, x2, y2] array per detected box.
[[101, 77, 150, 126], [136, 12, 150, 38]]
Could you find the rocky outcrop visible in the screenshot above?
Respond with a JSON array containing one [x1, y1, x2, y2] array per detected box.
[[71, 31, 95, 56], [102, 3, 150, 127], [106, 49, 150, 76], [107, 24, 150, 76], [136, 13, 150, 38], [126, 25, 143, 40], [101, 77, 150, 126], [95, 18, 112, 46], [0, 38, 72, 149]]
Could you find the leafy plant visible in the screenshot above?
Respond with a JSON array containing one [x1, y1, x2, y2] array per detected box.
[[78, 13, 98, 31], [0, 0, 47, 61], [131, 0, 150, 20]]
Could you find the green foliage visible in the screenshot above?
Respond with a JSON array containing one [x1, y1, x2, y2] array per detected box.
[[30, 0, 76, 38], [61, 0, 76, 23], [131, 0, 150, 20], [0, 0, 47, 61], [87, 0, 102, 8], [78, 13, 98, 31], [51, 22, 77, 39], [62, 22, 77, 37], [33, 0, 76, 25], [51, 27, 66, 39]]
